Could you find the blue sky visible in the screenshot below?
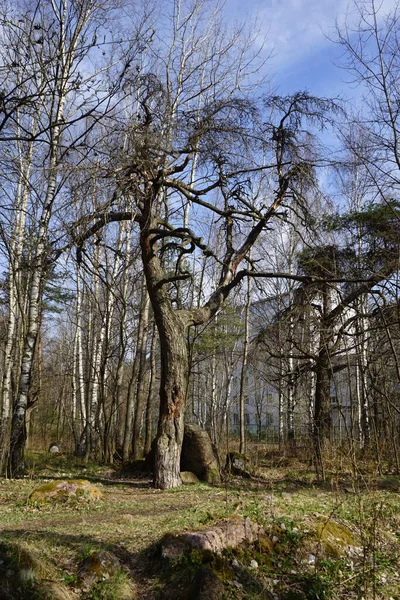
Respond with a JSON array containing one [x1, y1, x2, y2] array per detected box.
[[226, 0, 397, 98]]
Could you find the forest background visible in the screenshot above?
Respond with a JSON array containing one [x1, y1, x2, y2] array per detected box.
[[0, 0, 399, 490]]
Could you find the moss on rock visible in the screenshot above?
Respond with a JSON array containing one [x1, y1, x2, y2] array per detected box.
[[225, 452, 253, 478], [180, 471, 200, 485], [181, 424, 221, 485], [315, 517, 359, 557], [29, 479, 102, 505], [77, 550, 122, 589], [203, 466, 221, 485]]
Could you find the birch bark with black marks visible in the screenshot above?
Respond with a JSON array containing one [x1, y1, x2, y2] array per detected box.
[[132, 291, 151, 459]]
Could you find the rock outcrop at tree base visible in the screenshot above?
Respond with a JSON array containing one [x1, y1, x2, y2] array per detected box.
[[180, 471, 200, 484], [146, 424, 221, 484], [180, 423, 221, 484]]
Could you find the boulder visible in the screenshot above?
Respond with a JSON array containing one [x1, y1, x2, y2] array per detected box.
[[225, 452, 252, 478], [161, 517, 264, 559], [180, 424, 221, 484], [29, 479, 102, 505], [314, 516, 360, 557]]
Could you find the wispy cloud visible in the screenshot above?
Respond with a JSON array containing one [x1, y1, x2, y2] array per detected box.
[[231, 0, 400, 69], [227, 0, 400, 95]]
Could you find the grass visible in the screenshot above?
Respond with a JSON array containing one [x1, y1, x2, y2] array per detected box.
[[0, 451, 399, 598]]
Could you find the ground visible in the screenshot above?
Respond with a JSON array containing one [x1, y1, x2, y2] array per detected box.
[[0, 448, 400, 599]]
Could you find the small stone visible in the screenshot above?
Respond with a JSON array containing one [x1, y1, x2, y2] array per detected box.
[[272, 536, 279, 543], [231, 559, 240, 569], [308, 554, 316, 564], [280, 522, 286, 531], [48, 443, 60, 453], [262, 495, 276, 503], [249, 559, 258, 569]]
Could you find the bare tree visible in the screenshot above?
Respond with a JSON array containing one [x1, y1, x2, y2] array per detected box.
[[2, 0, 145, 475], [79, 9, 336, 488], [336, 0, 400, 196]]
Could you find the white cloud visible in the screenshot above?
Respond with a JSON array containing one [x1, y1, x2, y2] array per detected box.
[[255, 0, 345, 69], [230, 0, 400, 70]]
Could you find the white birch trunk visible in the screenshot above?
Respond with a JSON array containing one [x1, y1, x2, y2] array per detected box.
[[88, 225, 125, 457], [239, 274, 251, 454], [9, 0, 94, 474]]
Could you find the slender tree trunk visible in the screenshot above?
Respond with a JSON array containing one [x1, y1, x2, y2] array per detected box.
[[209, 350, 218, 444], [8, 145, 61, 475], [144, 323, 157, 456], [114, 224, 131, 451], [239, 274, 251, 454], [132, 291, 150, 459], [122, 276, 147, 462], [86, 261, 105, 458], [122, 351, 140, 463], [74, 263, 88, 455], [7, 0, 92, 473], [287, 311, 296, 449], [0, 118, 36, 474]]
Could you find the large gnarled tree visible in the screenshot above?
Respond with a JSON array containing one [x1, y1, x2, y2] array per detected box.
[[77, 0, 337, 487]]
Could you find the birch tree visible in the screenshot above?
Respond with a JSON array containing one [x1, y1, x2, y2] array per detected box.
[[3, 0, 145, 476]]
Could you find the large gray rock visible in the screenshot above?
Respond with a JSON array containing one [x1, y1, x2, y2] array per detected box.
[[161, 517, 265, 559], [180, 424, 221, 484]]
